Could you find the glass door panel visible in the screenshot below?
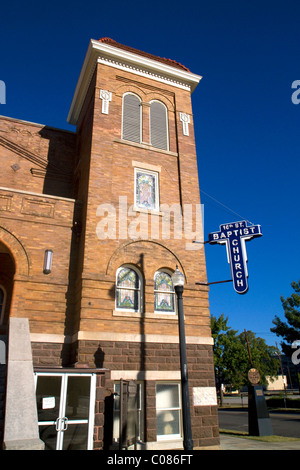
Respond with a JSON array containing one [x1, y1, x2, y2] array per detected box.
[[38, 424, 59, 450], [36, 375, 62, 422], [62, 423, 89, 450], [65, 376, 91, 420]]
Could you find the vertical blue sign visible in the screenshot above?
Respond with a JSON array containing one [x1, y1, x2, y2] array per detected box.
[[208, 221, 262, 294]]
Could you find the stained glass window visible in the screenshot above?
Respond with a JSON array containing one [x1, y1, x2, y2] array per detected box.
[[135, 169, 158, 211], [154, 271, 175, 313], [116, 267, 141, 312]]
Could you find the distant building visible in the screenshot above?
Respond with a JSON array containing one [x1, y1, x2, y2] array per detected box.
[[0, 38, 218, 450], [265, 376, 287, 391]]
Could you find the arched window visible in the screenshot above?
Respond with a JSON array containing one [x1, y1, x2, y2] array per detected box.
[[0, 286, 6, 325], [154, 270, 175, 314], [116, 266, 142, 312], [122, 93, 141, 143], [150, 101, 169, 151]]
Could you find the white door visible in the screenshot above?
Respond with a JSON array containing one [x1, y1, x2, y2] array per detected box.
[[35, 372, 96, 450]]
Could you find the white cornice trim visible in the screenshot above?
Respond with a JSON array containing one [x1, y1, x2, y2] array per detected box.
[[67, 39, 202, 125]]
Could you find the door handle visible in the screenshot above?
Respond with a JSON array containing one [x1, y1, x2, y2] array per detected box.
[[62, 417, 69, 431], [55, 418, 61, 431], [55, 417, 69, 431]]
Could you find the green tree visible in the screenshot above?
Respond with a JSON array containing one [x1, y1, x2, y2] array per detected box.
[[211, 314, 243, 401], [271, 280, 300, 356], [211, 314, 279, 402]]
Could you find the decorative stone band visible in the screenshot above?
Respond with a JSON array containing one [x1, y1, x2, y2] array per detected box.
[[30, 331, 214, 345], [110, 370, 182, 381]]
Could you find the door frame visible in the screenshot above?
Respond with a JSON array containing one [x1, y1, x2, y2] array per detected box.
[[34, 371, 96, 450]]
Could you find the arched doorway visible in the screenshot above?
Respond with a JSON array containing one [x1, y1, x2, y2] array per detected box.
[[0, 242, 15, 333]]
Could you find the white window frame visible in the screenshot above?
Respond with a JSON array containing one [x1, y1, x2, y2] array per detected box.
[[115, 265, 143, 313], [154, 270, 176, 315], [0, 285, 6, 325], [121, 92, 142, 143], [149, 100, 169, 151], [156, 382, 182, 440], [134, 167, 159, 213]]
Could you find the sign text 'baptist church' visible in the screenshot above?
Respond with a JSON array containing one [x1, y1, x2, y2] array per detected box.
[[208, 220, 262, 294]]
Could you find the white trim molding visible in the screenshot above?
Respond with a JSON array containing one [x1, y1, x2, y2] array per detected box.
[[76, 330, 214, 345], [132, 160, 161, 173], [68, 39, 202, 125], [30, 331, 214, 346], [110, 370, 181, 381]]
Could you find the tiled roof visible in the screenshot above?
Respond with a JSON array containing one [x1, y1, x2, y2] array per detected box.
[[98, 38, 190, 72]]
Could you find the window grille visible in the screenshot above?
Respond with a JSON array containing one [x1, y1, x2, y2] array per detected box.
[[150, 101, 169, 150], [122, 93, 141, 143]]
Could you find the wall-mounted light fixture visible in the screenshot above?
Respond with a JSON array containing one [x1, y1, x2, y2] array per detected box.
[[43, 249, 53, 274]]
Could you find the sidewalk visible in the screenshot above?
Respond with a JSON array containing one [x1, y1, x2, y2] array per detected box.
[[220, 434, 300, 450]]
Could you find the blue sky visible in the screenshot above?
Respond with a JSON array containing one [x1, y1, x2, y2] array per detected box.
[[1, 0, 299, 348]]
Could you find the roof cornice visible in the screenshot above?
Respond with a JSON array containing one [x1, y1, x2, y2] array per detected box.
[[67, 39, 202, 125]]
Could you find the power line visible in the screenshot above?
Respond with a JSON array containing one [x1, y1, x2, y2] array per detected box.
[[200, 188, 255, 226]]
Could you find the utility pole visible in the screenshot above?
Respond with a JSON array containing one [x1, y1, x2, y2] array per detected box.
[[244, 330, 253, 367], [275, 342, 287, 408]]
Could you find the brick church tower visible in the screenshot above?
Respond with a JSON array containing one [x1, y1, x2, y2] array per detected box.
[[0, 38, 219, 450]]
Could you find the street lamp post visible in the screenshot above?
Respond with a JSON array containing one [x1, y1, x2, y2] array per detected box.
[[172, 266, 193, 451]]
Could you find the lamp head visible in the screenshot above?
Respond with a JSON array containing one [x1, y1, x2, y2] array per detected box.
[[172, 266, 185, 287]]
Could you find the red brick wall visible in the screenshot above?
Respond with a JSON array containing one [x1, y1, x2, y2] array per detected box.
[[0, 44, 218, 449], [71, 61, 210, 346], [75, 338, 219, 448], [0, 116, 76, 198], [0, 116, 78, 335]]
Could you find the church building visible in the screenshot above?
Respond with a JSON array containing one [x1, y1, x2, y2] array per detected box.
[[0, 38, 219, 450]]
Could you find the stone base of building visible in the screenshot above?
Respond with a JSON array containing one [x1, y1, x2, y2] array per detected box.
[[30, 337, 220, 450]]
